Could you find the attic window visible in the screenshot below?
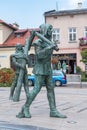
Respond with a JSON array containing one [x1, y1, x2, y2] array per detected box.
[[70, 14, 74, 18], [53, 16, 57, 19], [14, 29, 27, 38], [16, 34, 21, 38], [15, 33, 23, 38]]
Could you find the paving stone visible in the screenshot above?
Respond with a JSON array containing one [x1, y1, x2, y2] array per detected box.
[[0, 86, 87, 130]]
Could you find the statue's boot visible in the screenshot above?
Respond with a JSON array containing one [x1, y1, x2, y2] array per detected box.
[[9, 84, 16, 100], [47, 90, 67, 118], [16, 105, 31, 118], [9, 96, 13, 100], [9, 75, 18, 101], [17, 89, 41, 118], [23, 106, 31, 118], [16, 112, 25, 118], [50, 110, 67, 118], [13, 97, 19, 102]]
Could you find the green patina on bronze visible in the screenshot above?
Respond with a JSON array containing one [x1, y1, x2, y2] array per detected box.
[[16, 24, 67, 118], [9, 31, 35, 102]]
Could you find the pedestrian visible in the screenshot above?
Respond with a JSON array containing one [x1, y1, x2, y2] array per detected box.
[[62, 61, 66, 73], [58, 61, 61, 70]]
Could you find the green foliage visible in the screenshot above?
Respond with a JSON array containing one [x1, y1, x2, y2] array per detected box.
[[81, 49, 87, 63], [0, 68, 15, 87], [81, 72, 87, 82], [76, 66, 82, 74]]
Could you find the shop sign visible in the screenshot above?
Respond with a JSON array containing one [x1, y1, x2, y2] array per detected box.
[[0, 55, 7, 58]]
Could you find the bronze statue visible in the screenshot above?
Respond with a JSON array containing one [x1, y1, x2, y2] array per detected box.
[[9, 31, 35, 101], [16, 24, 67, 118]]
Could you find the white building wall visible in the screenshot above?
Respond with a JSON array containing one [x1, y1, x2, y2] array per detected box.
[[0, 30, 3, 44], [0, 11, 87, 73], [0, 24, 13, 44], [0, 48, 15, 68], [0, 47, 35, 74], [46, 14, 87, 48], [45, 13, 87, 71]]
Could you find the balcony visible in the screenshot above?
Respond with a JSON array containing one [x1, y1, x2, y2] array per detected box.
[[79, 37, 87, 50]]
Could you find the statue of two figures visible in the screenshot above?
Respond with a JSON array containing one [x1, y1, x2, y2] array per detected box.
[[9, 24, 67, 119]]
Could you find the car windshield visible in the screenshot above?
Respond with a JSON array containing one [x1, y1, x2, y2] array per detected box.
[[53, 70, 62, 76]]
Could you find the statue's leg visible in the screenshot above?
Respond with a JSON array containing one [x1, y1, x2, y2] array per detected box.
[[17, 75, 43, 118], [17, 74, 30, 118], [46, 75, 67, 118], [23, 73, 29, 98], [9, 74, 18, 100], [13, 70, 25, 102], [16, 105, 31, 118]]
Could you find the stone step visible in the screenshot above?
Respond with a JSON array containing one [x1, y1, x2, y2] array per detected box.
[[66, 74, 81, 82]]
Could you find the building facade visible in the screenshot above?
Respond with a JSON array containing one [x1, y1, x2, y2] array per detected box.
[[0, 19, 38, 74], [44, 8, 87, 73], [1, 7, 87, 74]]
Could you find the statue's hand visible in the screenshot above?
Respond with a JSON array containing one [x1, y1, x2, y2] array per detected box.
[[45, 45, 55, 51], [31, 30, 36, 35], [53, 40, 59, 51], [54, 44, 59, 51]]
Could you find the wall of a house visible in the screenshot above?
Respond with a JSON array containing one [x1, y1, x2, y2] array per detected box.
[[45, 13, 87, 71]]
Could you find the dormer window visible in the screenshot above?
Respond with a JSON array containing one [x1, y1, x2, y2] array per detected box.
[[16, 34, 23, 38], [14, 29, 28, 38]]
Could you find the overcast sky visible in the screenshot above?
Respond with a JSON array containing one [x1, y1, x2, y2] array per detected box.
[[0, 0, 87, 29]]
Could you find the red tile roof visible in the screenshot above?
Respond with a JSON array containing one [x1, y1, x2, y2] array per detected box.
[[0, 19, 39, 47], [0, 19, 18, 30], [3, 29, 30, 46], [14, 29, 28, 34], [1, 29, 39, 47]]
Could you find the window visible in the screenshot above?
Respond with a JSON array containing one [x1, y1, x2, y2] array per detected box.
[[84, 27, 87, 37], [68, 28, 76, 42], [15, 34, 23, 38], [52, 28, 60, 43]]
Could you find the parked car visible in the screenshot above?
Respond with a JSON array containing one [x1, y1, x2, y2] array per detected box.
[[28, 70, 67, 87], [28, 75, 35, 86], [52, 70, 67, 86]]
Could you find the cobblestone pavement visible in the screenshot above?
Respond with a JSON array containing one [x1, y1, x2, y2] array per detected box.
[[0, 85, 87, 130]]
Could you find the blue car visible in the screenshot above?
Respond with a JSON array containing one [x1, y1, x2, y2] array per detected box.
[[52, 70, 67, 86], [28, 70, 67, 87]]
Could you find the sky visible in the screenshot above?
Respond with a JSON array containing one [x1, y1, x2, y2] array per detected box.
[[0, 0, 87, 29]]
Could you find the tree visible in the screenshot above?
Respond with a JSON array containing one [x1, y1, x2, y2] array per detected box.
[[80, 49, 87, 63]]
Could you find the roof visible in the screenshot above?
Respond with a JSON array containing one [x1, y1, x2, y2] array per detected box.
[[0, 18, 40, 48], [44, 8, 87, 17], [14, 29, 28, 34], [0, 19, 17, 30], [4, 29, 30, 46], [0, 28, 39, 47]]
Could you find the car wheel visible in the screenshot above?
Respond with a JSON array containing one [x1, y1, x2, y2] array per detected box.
[[28, 80, 33, 86], [55, 80, 62, 86]]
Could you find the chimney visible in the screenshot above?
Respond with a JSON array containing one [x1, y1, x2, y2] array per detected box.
[[12, 22, 19, 29], [77, 2, 82, 9]]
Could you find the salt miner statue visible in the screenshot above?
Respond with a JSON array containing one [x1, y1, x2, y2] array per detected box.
[[9, 31, 35, 102], [16, 23, 67, 118]]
